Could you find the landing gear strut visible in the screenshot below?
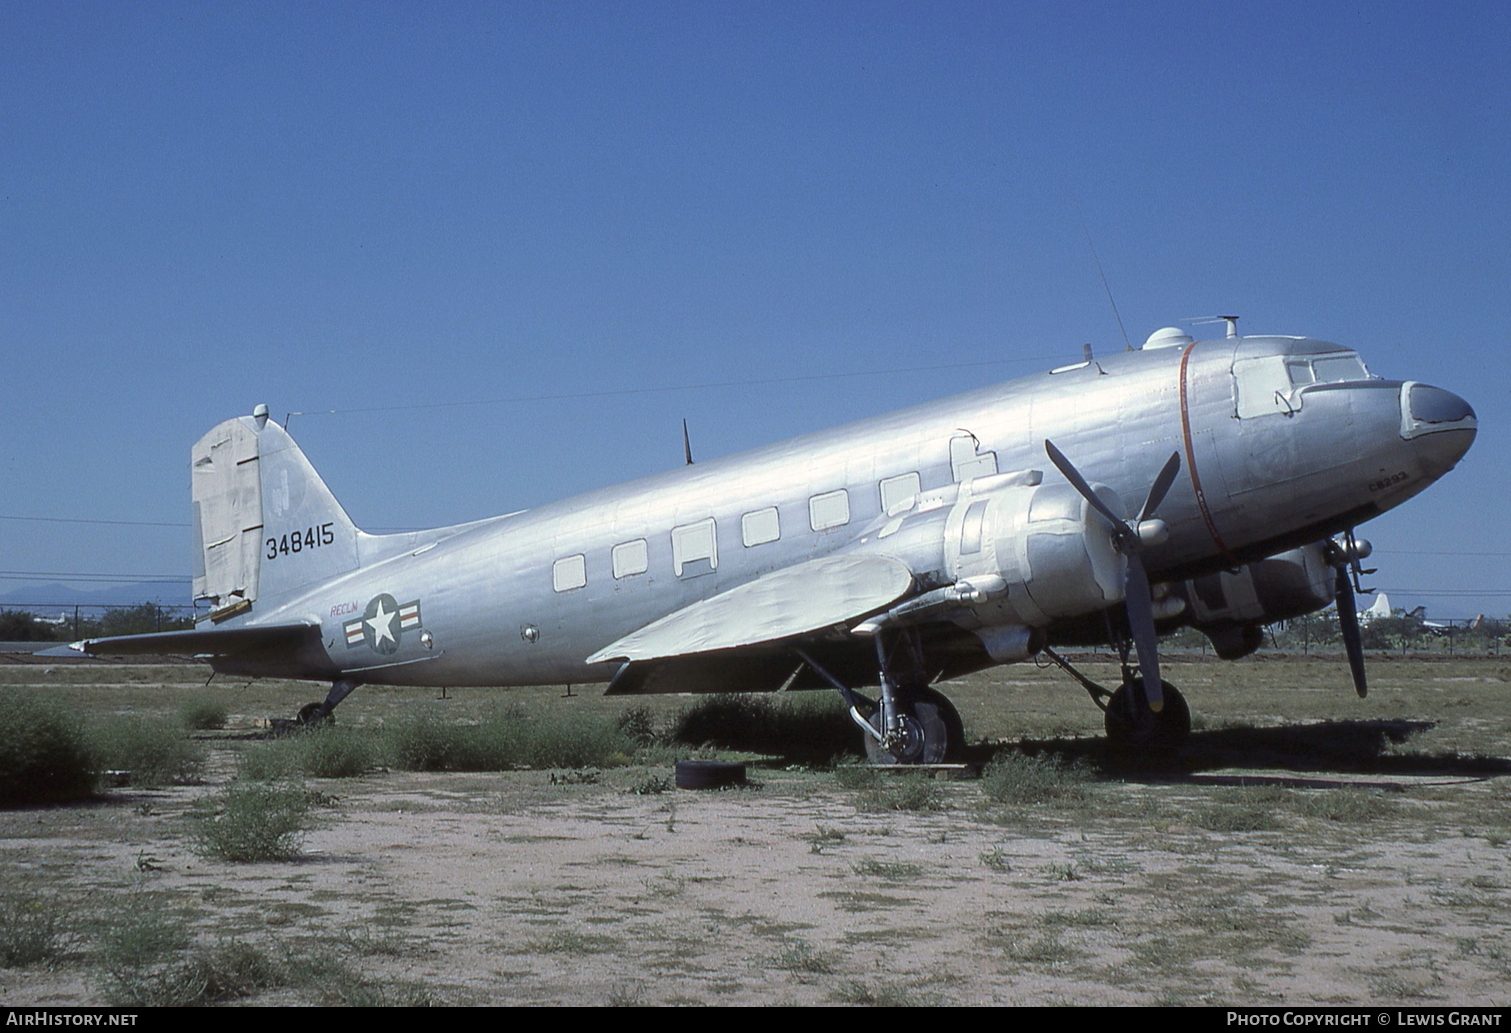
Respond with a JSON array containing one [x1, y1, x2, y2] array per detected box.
[[1041, 646, 1191, 750], [863, 687, 964, 764], [796, 630, 965, 765]]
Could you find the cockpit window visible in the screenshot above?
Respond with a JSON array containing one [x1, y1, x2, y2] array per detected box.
[[1312, 354, 1369, 383], [1234, 351, 1371, 418]]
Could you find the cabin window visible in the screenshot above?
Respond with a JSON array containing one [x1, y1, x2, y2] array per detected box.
[[741, 507, 780, 547], [950, 434, 998, 482], [809, 489, 850, 531], [552, 554, 587, 592], [611, 539, 648, 579], [879, 472, 921, 514], [671, 519, 717, 577]]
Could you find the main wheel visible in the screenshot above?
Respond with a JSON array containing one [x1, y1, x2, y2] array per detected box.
[[864, 687, 966, 765], [1104, 679, 1189, 749]]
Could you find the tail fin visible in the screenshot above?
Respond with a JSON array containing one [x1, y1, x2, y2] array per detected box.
[[192, 405, 359, 619]]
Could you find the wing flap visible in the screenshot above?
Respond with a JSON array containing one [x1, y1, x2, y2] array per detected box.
[[586, 553, 913, 664]]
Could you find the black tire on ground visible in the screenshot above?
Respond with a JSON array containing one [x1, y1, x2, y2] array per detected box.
[[864, 687, 966, 765], [675, 760, 747, 790], [1104, 679, 1190, 750]]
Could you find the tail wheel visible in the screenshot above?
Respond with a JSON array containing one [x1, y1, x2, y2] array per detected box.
[[864, 688, 965, 765], [297, 702, 334, 726], [1104, 679, 1189, 750]]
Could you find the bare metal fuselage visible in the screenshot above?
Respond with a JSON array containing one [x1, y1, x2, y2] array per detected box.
[[213, 333, 1474, 691]]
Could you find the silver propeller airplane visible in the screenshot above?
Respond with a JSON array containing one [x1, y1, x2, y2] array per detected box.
[[73, 322, 1476, 760]]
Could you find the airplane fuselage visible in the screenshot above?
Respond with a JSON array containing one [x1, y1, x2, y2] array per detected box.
[[233, 331, 1474, 691]]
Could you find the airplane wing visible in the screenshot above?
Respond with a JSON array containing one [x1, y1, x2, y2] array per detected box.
[[586, 553, 914, 665], [61, 621, 323, 665]]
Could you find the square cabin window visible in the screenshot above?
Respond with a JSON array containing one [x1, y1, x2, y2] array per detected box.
[[552, 554, 587, 592], [742, 507, 780, 547], [612, 539, 648, 579], [879, 472, 921, 514], [809, 489, 850, 531], [671, 519, 717, 577]]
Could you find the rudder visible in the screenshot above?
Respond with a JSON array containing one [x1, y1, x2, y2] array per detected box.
[[192, 405, 359, 619]]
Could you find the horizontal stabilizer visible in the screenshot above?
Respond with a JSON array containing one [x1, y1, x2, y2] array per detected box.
[[586, 553, 913, 664], [70, 622, 321, 661]]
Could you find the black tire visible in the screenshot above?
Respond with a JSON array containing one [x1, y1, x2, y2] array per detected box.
[[864, 687, 965, 765], [297, 702, 334, 726], [675, 760, 747, 790], [1104, 679, 1189, 750]]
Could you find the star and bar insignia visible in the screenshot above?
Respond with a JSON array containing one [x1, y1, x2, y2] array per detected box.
[[344, 593, 422, 655]]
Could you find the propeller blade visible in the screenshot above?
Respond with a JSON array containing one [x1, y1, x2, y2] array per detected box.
[[1334, 563, 1368, 698], [1138, 452, 1183, 524], [1125, 552, 1164, 711], [1044, 440, 1127, 534]]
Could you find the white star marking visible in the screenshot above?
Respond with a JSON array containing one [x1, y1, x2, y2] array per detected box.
[[366, 600, 397, 645]]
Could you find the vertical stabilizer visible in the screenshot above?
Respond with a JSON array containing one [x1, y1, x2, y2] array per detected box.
[[192, 409, 360, 620]]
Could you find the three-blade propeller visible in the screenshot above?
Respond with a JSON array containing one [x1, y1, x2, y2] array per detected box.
[[1044, 441, 1181, 712], [1328, 531, 1371, 698]]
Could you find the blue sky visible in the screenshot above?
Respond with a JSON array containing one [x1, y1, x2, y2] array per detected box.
[[2, 1, 1507, 617]]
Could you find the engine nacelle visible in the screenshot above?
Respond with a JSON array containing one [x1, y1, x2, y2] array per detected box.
[[944, 477, 1126, 627], [1173, 543, 1337, 658]]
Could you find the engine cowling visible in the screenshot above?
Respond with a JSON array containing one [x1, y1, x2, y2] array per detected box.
[[944, 477, 1127, 627]]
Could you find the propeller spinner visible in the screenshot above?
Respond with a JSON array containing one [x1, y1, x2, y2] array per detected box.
[[1044, 441, 1181, 712]]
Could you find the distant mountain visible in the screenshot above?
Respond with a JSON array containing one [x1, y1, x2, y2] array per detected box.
[[0, 581, 193, 614]]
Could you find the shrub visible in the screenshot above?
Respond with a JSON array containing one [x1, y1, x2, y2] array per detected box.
[[242, 727, 380, 780], [178, 695, 229, 731], [835, 765, 944, 812], [0, 890, 68, 967], [194, 781, 313, 862], [87, 717, 204, 788], [0, 689, 96, 804], [382, 707, 631, 772], [670, 693, 859, 759], [981, 752, 1097, 806]]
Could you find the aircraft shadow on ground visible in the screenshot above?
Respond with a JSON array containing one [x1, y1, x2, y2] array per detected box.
[[981, 719, 1511, 783]]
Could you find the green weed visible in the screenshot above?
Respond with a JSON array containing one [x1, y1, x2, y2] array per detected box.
[[242, 726, 380, 780], [981, 751, 1097, 806], [0, 890, 68, 967], [0, 688, 95, 804], [835, 766, 944, 812], [670, 693, 858, 759], [87, 716, 204, 788], [193, 781, 314, 862], [177, 695, 229, 731], [851, 858, 925, 880], [773, 938, 836, 975], [384, 707, 632, 771]]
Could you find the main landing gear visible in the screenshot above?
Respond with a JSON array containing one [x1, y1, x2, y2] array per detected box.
[[799, 628, 966, 765], [1041, 646, 1191, 750]]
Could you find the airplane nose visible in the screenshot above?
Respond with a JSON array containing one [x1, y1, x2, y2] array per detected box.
[[1408, 384, 1475, 426], [1401, 383, 1476, 476]]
